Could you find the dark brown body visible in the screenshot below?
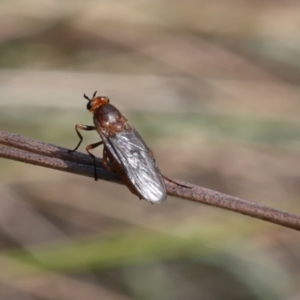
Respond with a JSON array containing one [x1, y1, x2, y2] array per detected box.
[[94, 104, 142, 198], [69, 92, 167, 204], [94, 104, 131, 136]]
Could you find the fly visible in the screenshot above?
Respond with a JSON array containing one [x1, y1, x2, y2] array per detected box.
[[69, 91, 167, 203]]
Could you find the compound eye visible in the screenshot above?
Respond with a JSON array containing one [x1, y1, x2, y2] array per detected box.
[[86, 101, 93, 110]]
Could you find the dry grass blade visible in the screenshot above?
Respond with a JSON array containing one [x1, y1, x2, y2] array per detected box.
[[1, 130, 300, 231]]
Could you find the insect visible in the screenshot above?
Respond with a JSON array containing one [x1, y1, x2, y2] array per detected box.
[[69, 91, 167, 203]]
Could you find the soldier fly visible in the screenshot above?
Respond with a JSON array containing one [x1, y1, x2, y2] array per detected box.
[[69, 91, 167, 203]]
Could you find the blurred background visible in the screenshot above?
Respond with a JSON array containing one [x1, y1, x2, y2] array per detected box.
[[0, 0, 300, 299]]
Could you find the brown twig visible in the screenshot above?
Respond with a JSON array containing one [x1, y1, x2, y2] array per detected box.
[[1, 130, 300, 231]]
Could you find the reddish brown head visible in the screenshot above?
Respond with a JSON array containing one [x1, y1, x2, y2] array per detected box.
[[84, 91, 110, 113]]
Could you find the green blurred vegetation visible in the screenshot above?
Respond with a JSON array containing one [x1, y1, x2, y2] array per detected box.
[[0, 0, 300, 299]]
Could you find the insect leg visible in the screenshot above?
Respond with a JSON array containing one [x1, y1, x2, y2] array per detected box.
[[102, 148, 113, 172], [86, 141, 103, 181], [148, 147, 191, 189], [162, 175, 192, 189], [148, 148, 155, 160], [68, 124, 96, 153]]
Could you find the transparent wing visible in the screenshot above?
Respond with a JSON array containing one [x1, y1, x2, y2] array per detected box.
[[101, 130, 167, 203]]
